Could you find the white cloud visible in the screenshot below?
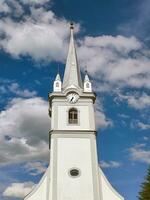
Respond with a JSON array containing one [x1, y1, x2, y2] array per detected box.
[[0, 0, 10, 13], [24, 161, 47, 176], [0, 81, 37, 97], [0, 6, 71, 61], [8, 83, 37, 97], [0, 0, 50, 15], [137, 122, 150, 130], [0, 0, 24, 16], [9, 0, 24, 16], [21, 0, 50, 5], [127, 93, 150, 109], [78, 35, 150, 91], [82, 35, 141, 53], [116, 91, 150, 111], [118, 113, 129, 119], [129, 143, 150, 164], [95, 110, 113, 129], [3, 182, 35, 198], [100, 161, 121, 168], [0, 97, 50, 165], [117, 92, 150, 110], [130, 119, 150, 130], [143, 136, 149, 141], [95, 99, 113, 129]]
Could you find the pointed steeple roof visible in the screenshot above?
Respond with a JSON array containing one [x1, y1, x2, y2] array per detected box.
[[55, 73, 61, 81], [84, 70, 90, 82], [63, 23, 82, 89]]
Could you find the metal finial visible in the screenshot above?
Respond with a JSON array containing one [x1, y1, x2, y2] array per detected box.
[[70, 22, 74, 29], [57, 64, 60, 74], [85, 65, 88, 74]]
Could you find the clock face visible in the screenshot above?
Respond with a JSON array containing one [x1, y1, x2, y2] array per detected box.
[[67, 93, 79, 103]]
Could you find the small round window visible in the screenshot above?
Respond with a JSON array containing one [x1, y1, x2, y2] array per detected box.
[[69, 168, 80, 178]]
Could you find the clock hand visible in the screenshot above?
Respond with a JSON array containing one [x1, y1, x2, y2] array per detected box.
[[70, 97, 74, 102]]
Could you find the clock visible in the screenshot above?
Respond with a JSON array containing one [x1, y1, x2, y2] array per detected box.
[[67, 93, 79, 103]]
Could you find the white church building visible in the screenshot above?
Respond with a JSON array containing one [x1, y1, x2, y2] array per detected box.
[[24, 23, 124, 200]]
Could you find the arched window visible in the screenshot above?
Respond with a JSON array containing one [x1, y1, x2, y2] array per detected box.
[[68, 108, 78, 124], [56, 82, 59, 87], [86, 82, 90, 88]]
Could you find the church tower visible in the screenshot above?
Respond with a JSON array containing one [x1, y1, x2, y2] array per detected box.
[[24, 23, 124, 200]]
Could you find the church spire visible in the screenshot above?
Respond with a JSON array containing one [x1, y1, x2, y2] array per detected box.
[[63, 23, 82, 89]]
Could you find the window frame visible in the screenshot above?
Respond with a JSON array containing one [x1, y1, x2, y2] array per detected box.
[[68, 107, 78, 124]]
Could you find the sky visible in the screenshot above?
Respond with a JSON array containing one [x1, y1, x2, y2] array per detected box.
[[0, 0, 150, 200]]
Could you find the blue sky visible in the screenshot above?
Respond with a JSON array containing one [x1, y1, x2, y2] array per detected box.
[[0, 0, 150, 200]]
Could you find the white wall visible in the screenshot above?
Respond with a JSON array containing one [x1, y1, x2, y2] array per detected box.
[[51, 101, 95, 130], [56, 138, 94, 200]]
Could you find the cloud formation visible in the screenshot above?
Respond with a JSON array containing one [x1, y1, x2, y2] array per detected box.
[[21, 0, 50, 5], [0, 97, 50, 165], [0, 81, 37, 98], [3, 182, 35, 198], [127, 93, 150, 110], [0, 4, 70, 61], [95, 99, 113, 129], [118, 92, 150, 110], [8, 83, 37, 97], [0, 0, 10, 13], [24, 161, 47, 176], [100, 161, 121, 168], [137, 122, 150, 130], [0, 0, 24, 16], [129, 144, 150, 164], [78, 35, 150, 91]]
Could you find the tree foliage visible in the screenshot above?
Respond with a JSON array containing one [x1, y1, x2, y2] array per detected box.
[[139, 166, 150, 200]]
